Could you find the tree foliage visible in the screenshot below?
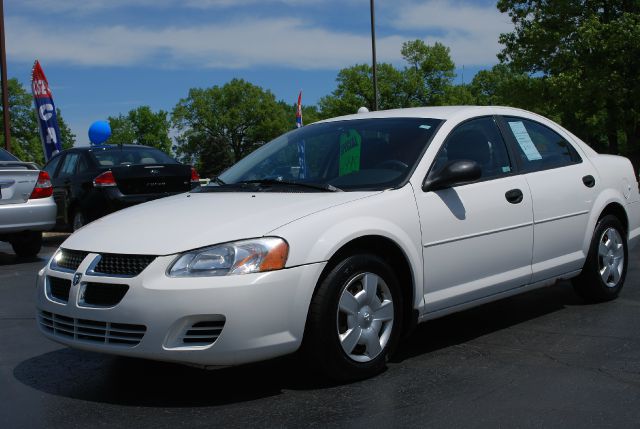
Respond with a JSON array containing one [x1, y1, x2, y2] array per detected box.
[[108, 106, 172, 153], [319, 40, 458, 118], [172, 78, 290, 176], [0, 78, 75, 166], [497, 0, 640, 154]]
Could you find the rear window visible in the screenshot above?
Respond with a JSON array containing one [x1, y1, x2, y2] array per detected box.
[[0, 148, 18, 161], [89, 146, 177, 166]]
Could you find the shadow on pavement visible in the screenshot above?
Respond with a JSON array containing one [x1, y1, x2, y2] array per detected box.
[[14, 281, 586, 407], [393, 280, 584, 362]]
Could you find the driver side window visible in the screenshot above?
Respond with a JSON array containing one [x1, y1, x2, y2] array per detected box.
[[432, 117, 512, 180]]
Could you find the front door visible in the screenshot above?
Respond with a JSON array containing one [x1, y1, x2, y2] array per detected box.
[[415, 116, 534, 313]]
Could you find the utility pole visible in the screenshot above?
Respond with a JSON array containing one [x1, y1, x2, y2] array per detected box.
[[0, 0, 10, 152], [370, 0, 378, 111]]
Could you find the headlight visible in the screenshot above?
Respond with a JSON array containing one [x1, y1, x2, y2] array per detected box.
[[167, 237, 289, 277]]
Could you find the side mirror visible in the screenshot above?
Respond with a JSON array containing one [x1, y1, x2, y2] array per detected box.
[[422, 160, 482, 192]]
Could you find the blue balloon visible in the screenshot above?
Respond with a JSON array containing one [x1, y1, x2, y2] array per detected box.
[[88, 120, 112, 145]]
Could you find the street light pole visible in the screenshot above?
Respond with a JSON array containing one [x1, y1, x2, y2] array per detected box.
[[370, 0, 378, 111], [0, 0, 10, 152]]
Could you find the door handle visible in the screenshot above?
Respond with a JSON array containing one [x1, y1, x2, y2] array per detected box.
[[582, 175, 595, 188], [505, 189, 524, 204]]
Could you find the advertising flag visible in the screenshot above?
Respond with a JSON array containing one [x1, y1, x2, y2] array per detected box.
[[295, 90, 303, 128], [31, 60, 62, 161]]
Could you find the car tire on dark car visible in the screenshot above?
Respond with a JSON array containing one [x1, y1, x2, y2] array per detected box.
[[10, 231, 43, 258]]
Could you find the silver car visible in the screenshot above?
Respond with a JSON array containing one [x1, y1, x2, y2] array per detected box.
[[0, 148, 56, 257]]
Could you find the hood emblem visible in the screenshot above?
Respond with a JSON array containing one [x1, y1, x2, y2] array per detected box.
[[73, 272, 82, 286], [150, 169, 160, 175]]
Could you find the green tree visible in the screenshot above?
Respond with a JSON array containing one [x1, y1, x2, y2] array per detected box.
[[497, 0, 640, 154], [318, 63, 408, 117], [108, 106, 172, 154], [401, 40, 456, 106], [172, 79, 289, 175], [318, 40, 459, 117], [0, 78, 75, 166]]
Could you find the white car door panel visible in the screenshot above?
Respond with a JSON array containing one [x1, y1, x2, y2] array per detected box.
[[500, 116, 598, 282], [419, 177, 533, 312], [525, 163, 598, 281], [417, 116, 534, 314]]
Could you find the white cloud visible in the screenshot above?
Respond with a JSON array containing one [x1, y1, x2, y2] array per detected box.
[[13, 0, 324, 13], [6, 1, 511, 70], [390, 0, 512, 65], [6, 17, 406, 70]]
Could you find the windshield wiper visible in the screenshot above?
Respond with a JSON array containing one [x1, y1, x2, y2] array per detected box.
[[237, 178, 342, 192], [211, 176, 226, 185]]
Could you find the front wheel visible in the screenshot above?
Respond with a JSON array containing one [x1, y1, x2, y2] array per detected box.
[[573, 215, 628, 302], [304, 254, 403, 381]]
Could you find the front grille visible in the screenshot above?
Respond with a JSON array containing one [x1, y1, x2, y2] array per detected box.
[[182, 319, 225, 346], [81, 282, 129, 307], [48, 276, 71, 302], [55, 249, 88, 271], [38, 310, 146, 347], [92, 253, 156, 277]]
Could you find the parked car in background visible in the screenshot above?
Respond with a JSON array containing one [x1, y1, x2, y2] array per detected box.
[[42, 145, 200, 231], [37, 106, 639, 381], [0, 148, 56, 257]]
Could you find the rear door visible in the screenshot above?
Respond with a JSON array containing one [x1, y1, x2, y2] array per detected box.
[[50, 152, 81, 224], [499, 116, 598, 282]]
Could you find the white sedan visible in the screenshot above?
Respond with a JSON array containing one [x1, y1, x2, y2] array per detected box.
[[36, 106, 640, 381]]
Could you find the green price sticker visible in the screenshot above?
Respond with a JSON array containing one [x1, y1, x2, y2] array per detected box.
[[339, 129, 362, 176]]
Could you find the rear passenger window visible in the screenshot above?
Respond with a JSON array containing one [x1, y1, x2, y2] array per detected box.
[[503, 117, 581, 172], [58, 153, 80, 178], [43, 155, 62, 177]]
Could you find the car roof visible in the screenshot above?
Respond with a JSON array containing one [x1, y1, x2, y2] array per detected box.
[[64, 144, 159, 152], [316, 105, 541, 124]]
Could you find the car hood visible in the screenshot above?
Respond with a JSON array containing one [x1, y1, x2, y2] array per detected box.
[[62, 191, 379, 255]]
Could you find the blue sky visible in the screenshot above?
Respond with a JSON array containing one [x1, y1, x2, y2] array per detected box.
[[5, 0, 513, 145]]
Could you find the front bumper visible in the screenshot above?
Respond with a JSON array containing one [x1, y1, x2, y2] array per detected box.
[[36, 253, 326, 367], [0, 197, 56, 234]]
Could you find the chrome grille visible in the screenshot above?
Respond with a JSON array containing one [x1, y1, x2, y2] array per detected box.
[[92, 253, 156, 277], [48, 276, 71, 302], [38, 310, 146, 347], [55, 249, 88, 271], [81, 282, 129, 307], [182, 319, 225, 346]]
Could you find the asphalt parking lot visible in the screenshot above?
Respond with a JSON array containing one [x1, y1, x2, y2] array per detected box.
[[1, 234, 640, 428]]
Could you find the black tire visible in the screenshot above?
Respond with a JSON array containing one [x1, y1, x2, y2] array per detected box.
[[572, 215, 628, 303], [10, 231, 43, 258], [72, 210, 85, 232], [304, 254, 403, 382]]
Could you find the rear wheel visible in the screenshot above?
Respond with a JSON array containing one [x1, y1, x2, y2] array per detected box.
[[573, 215, 628, 302], [72, 211, 85, 231], [10, 231, 43, 258], [304, 254, 402, 381]]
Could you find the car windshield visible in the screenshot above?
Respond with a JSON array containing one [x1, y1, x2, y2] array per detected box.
[[216, 118, 442, 191], [89, 146, 178, 167], [0, 148, 18, 161]]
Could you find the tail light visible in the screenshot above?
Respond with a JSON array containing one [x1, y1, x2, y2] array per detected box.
[[29, 171, 53, 199], [191, 167, 200, 184], [94, 171, 117, 187]]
